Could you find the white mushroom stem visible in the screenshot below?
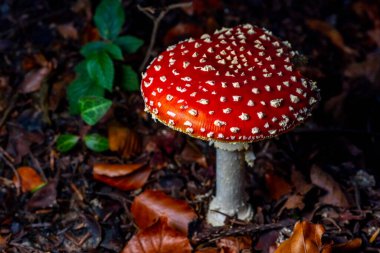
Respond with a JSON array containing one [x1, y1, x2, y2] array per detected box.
[[207, 142, 253, 226]]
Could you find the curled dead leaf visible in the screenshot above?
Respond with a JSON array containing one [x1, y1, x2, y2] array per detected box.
[[93, 163, 151, 191], [265, 171, 292, 200], [131, 190, 197, 235], [13, 166, 46, 193], [122, 217, 192, 253], [274, 221, 325, 253], [19, 65, 52, 94], [56, 23, 79, 40], [310, 165, 349, 208], [217, 236, 252, 253], [108, 123, 142, 159]]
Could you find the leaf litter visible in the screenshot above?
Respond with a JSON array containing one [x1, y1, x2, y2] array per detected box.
[[1, 0, 380, 252]]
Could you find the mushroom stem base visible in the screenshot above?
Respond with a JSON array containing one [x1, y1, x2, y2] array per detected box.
[[207, 146, 253, 226]]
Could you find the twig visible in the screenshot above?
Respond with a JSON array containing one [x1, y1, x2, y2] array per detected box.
[[137, 2, 193, 72], [0, 93, 18, 129], [191, 221, 292, 245], [0, 146, 20, 195]]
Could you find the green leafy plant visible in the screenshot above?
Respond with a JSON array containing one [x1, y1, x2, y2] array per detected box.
[[67, 0, 143, 124], [58, 0, 143, 153], [56, 133, 109, 153]]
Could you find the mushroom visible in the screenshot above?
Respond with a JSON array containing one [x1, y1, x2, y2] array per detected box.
[[141, 24, 320, 226]]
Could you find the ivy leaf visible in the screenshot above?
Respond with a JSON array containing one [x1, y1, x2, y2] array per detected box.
[[86, 51, 114, 91], [84, 134, 109, 152], [81, 41, 123, 60], [56, 134, 80, 152], [115, 35, 144, 54], [79, 96, 112, 125], [121, 65, 139, 92], [67, 73, 105, 114], [94, 0, 125, 40]]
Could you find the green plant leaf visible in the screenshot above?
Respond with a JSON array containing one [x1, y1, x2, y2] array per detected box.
[[79, 96, 112, 125], [67, 72, 105, 114], [94, 0, 125, 40], [84, 134, 109, 152], [56, 134, 80, 152], [81, 41, 123, 60], [121, 65, 140, 92], [86, 51, 114, 91], [115, 35, 144, 54]]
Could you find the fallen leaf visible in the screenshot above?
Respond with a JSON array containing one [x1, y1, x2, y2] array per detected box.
[[131, 190, 197, 235], [265, 171, 292, 200], [282, 194, 305, 211], [310, 165, 350, 208], [93, 163, 145, 177], [93, 163, 151, 191], [18, 64, 52, 94], [27, 179, 57, 210], [177, 141, 207, 168], [108, 123, 142, 159], [274, 221, 326, 253], [344, 51, 380, 86], [333, 238, 362, 252], [13, 166, 46, 193], [194, 248, 218, 253], [217, 236, 252, 253], [291, 167, 313, 194], [56, 23, 79, 40], [49, 75, 73, 111], [122, 217, 192, 253], [306, 19, 356, 55]]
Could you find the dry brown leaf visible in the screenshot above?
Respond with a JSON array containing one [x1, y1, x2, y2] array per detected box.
[[19, 65, 52, 94], [93, 163, 145, 177], [283, 194, 305, 211], [108, 123, 142, 159], [178, 142, 208, 168], [131, 190, 197, 235], [194, 248, 218, 253], [217, 236, 252, 253], [344, 51, 380, 87], [265, 171, 292, 200], [306, 19, 356, 55], [291, 168, 313, 194], [310, 165, 350, 208], [13, 166, 46, 193], [56, 23, 79, 40], [274, 221, 325, 253], [122, 217, 192, 253], [333, 238, 362, 252], [93, 163, 151, 191]]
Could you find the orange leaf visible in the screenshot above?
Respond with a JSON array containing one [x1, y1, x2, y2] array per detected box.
[[122, 217, 192, 253], [93, 163, 145, 177], [217, 236, 252, 253], [265, 172, 292, 200], [306, 19, 356, 55], [131, 190, 197, 235], [93, 164, 151, 191], [274, 221, 325, 253], [13, 166, 46, 193], [333, 238, 362, 252], [108, 123, 142, 159]]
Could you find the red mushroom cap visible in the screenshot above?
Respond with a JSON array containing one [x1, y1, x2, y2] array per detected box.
[[141, 24, 319, 142]]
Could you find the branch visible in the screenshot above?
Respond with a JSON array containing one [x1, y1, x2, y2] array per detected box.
[[137, 2, 193, 72]]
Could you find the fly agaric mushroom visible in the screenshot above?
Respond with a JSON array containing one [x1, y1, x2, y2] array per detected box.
[[141, 24, 319, 226]]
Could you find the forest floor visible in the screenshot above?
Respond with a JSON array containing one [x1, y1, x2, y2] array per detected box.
[[1, 0, 380, 252]]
